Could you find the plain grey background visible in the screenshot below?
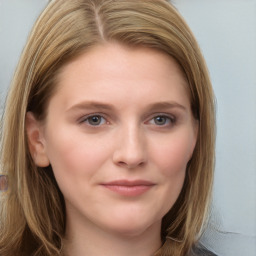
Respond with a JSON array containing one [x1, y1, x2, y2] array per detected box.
[[0, 0, 255, 255]]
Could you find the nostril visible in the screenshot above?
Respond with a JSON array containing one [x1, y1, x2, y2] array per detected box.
[[116, 159, 145, 169]]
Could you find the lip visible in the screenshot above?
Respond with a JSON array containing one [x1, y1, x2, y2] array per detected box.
[[100, 180, 155, 197]]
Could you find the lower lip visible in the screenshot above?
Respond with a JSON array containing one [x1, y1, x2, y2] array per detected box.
[[101, 185, 153, 196]]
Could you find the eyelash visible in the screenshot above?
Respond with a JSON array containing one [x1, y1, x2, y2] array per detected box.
[[79, 114, 108, 126], [79, 113, 176, 127], [147, 114, 176, 127]]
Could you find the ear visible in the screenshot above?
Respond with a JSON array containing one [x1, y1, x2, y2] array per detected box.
[[26, 112, 50, 167]]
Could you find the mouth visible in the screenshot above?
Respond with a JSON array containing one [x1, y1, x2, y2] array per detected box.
[[100, 180, 155, 197]]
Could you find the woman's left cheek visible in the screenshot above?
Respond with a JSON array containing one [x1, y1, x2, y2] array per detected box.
[[154, 143, 191, 176]]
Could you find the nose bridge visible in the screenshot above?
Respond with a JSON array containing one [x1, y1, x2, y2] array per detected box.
[[125, 123, 144, 153], [113, 122, 146, 168]]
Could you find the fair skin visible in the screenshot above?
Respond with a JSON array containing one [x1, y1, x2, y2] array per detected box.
[[26, 43, 198, 256]]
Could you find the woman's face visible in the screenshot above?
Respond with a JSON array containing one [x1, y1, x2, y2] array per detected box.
[[28, 43, 198, 238]]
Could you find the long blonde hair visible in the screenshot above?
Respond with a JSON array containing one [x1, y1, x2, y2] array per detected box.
[[0, 0, 215, 255]]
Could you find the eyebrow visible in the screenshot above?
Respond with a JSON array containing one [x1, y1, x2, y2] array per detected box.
[[66, 102, 115, 113], [146, 102, 187, 112], [66, 101, 187, 113]]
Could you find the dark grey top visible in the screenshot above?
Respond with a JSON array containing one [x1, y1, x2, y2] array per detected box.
[[192, 245, 217, 256]]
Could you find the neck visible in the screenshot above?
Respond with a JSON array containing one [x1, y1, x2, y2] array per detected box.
[[63, 211, 162, 256]]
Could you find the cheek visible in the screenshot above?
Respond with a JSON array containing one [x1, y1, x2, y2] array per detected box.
[[150, 133, 195, 216], [44, 128, 110, 190], [151, 132, 194, 177]]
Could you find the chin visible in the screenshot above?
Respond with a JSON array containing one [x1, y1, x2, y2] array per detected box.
[[103, 217, 161, 238]]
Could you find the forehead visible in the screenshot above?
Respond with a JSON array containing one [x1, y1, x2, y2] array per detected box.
[[51, 43, 190, 110]]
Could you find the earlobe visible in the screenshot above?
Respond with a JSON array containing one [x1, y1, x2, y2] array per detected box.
[[26, 112, 50, 167]]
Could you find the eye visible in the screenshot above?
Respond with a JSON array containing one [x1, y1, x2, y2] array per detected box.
[[148, 115, 175, 126], [81, 115, 107, 126], [154, 116, 168, 125]]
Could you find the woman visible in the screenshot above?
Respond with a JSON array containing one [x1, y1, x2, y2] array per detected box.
[[0, 0, 216, 255]]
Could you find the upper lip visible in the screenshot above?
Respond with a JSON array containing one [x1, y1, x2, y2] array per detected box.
[[101, 180, 155, 186]]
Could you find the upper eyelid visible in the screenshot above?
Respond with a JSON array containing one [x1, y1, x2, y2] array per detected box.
[[145, 112, 176, 121], [78, 113, 109, 123]]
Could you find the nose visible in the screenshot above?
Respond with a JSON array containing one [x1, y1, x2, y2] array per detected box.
[[112, 125, 147, 169]]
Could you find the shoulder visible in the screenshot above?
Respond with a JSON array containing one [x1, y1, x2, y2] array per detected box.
[[191, 248, 217, 256], [190, 244, 218, 256]]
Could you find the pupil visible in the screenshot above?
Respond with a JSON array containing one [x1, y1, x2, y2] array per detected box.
[[89, 116, 101, 125], [155, 116, 166, 125]]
